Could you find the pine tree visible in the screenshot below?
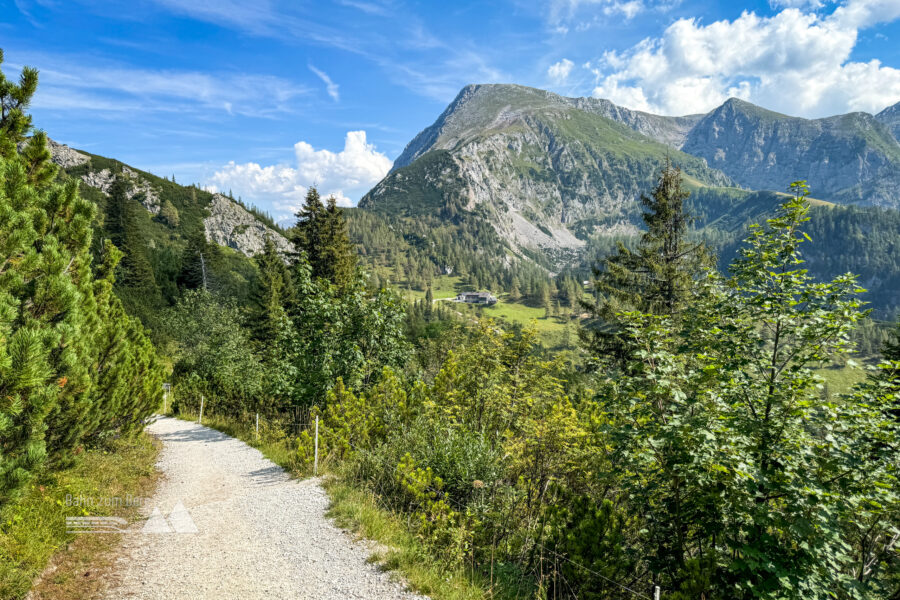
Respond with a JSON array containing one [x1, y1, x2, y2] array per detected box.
[[0, 49, 38, 159], [20, 130, 57, 188]]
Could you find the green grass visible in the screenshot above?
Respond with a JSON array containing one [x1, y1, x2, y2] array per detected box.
[[325, 479, 522, 600], [813, 362, 868, 396], [404, 275, 580, 348], [0, 434, 160, 600]]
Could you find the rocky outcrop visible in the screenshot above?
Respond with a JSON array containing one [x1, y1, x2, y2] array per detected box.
[[80, 167, 162, 214], [203, 194, 291, 257], [47, 139, 90, 168]]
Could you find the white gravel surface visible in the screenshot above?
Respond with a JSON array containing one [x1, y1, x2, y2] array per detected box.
[[103, 416, 427, 600]]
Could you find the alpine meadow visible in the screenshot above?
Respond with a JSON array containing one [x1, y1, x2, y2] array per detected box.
[[1, 1, 900, 598]]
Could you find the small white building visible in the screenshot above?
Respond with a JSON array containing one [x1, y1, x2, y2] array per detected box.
[[455, 291, 498, 305]]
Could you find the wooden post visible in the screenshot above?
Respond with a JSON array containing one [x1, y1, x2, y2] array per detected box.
[[256, 412, 259, 440], [314, 416, 319, 476], [654, 586, 661, 600], [198, 395, 204, 425]]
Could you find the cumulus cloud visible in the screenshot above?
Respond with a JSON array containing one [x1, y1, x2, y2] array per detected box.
[[590, 0, 900, 117], [205, 131, 392, 220], [309, 65, 340, 101], [548, 58, 575, 83]]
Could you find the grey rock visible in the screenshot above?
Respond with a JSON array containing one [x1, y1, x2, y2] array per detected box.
[[364, 84, 733, 268], [46, 139, 90, 168], [17, 137, 91, 168], [876, 100, 900, 142], [203, 194, 292, 257], [80, 167, 162, 214], [682, 98, 900, 207]]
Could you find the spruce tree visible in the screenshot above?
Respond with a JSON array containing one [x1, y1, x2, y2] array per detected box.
[[319, 195, 357, 288], [178, 227, 221, 291], [290, 186, 325, 271], [884, 321, 900, 362], [250, 235, 294, 342], [583, 160, 712, 361], [106, 176, 159, 299], [290, 188, 357, 288]]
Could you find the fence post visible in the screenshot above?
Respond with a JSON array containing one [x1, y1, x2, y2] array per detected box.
[[198, 395, 204, 425], [654, 586, 661, 600], [314, 415, 319, 476], [256, 412, 259, 440]]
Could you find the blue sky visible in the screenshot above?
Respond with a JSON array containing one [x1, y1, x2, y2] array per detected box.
[[3, 0, 900, 220]]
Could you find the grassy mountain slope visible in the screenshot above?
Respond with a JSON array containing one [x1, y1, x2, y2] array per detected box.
[[361, 84, 738, 270]]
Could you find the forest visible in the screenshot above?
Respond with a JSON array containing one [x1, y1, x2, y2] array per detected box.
[[1, 51, 899, 599]]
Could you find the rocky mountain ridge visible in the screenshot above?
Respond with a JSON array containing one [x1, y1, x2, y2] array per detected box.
[[364, 84, 900, 270], [45, 140, 287, 258], [364, 84, 736, 267], [681, 98, 900, 207]]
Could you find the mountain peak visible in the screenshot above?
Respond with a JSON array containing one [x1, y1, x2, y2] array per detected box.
[[876, 100, 900, 141]]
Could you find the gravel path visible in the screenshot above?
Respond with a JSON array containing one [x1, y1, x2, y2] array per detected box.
[[103, 416, 426, 600]]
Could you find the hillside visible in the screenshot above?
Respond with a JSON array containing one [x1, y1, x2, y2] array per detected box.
[[682, 98, 900, 207], [356, 84, 900, 317], [877, 100, 900, 141], [361, 84, 737, 269], [44, 140, 288, 332]]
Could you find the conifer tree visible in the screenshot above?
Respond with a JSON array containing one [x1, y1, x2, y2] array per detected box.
[[250, 235, 293, 342], [319, 195, 357, 288], [178, 227, 221, 291], [0, 49, 38, 159], [0, 71, 162, 501], [106, 176, 159, 300], [290, 187, 357, 288], [884, 321, 900, 362], [20, 130, 57, 188], [290, 186, 325, 269], [583, 160, 712, 361]]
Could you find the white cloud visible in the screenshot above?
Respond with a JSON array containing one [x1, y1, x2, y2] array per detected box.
[[15, 52, 310, 117], [547, 0, 676, 29], [548, 58, 575, 83], [309, 65, 340, 101], [205, 131, 392, 220], [590, 0, 900, 117], [769, 0, 825, 8]]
